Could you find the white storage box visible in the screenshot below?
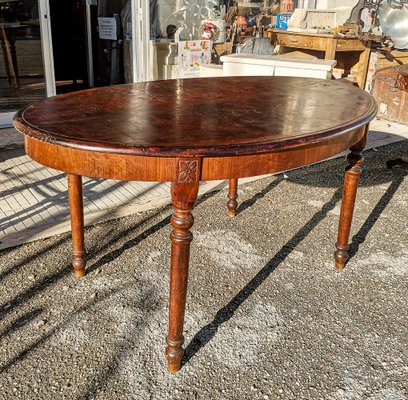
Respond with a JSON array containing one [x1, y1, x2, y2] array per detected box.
[[220, 53, 336, 79]]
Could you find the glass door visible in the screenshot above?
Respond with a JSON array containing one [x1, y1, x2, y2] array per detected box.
[[0, 0, 141, 127], [0, 0, 52, 127]]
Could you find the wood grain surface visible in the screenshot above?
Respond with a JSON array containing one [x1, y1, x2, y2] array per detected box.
[[14, 77, 377, 157]]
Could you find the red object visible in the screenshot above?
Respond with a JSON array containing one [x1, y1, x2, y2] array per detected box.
[[280, 0, 294, 13], [235, 16, 247, 27]]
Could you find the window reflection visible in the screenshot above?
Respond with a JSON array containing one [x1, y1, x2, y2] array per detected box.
[[0, 0, 46, 111]]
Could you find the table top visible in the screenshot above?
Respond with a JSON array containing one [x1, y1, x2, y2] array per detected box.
[[269, 29, 360, 40], [15, 76, 376, 158]]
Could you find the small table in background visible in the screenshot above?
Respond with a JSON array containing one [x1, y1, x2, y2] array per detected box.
[[14, 76, 377, 373], [267, 29, 372, 88], [0, 23, 26, 95]]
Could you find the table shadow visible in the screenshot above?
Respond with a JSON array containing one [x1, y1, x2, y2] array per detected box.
[[285, 140, 408, 189], [182, 145, 408, 368], [236, 174, 284, 216], [348, 171, 406, 261], [182, 187, 343, 367], [0, 286, 126, 375]]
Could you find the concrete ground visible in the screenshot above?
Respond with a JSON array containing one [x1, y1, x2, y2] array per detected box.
[[0, 139, 407, 399]]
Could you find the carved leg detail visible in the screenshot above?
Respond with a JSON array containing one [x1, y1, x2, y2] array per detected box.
[[166, 181, 199, 373], [68, 174, 86, 278], [334, 135, 366, 269], [227, 178, 238, 217]]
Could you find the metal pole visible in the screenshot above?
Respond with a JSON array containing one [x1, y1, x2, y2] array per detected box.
[[131, 0, 139, 82], [85, 3, 94, 87]]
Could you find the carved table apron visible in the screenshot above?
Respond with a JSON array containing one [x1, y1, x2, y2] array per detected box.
[[13, 76, 377, 372]]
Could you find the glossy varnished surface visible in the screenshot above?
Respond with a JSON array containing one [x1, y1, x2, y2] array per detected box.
[[14, 77, 377, 157]]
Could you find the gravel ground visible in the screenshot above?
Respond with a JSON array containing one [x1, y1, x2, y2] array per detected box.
[[0, 141, 407, 400]]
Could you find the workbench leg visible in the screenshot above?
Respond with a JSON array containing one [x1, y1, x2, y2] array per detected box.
[[334, 129, 367, 269], [356, 45, 371, 89], [166, 180, 199, 373], [227, 178, 238, 217], [325, 37, 337, 61], [68, 174, 86, 278]]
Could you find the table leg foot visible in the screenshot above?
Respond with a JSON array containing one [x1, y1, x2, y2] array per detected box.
[[227, 178, 238, 217], [334, 243, 349, 270], [166, 337, 184, 373], [74, 270, 85, 278], [334, 132, 366, 269], [73, 253, 86, 278], [68, 174, 86, 278], [166, 181, 199, 372]]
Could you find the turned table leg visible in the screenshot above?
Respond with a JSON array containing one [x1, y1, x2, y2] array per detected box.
[[227, 178, 238, 217], [68, 174, 86, 278], [166, 180, 199, 373], [334, 132, 367, 269]]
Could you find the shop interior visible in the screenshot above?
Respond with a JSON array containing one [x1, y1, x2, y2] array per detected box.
[[1, 0, 408, 124]]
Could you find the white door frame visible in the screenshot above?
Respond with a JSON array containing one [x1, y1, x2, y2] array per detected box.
[[38, 0, 56, 98], [84, 2, 95, 87], [132, 0, 150, 82]]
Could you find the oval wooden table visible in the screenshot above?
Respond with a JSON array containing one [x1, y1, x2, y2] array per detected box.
[[14, 76, 377, 373]]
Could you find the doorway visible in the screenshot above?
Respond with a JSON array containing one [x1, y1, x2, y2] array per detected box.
[[49, 0, 88, 93], [49, 0, 133, 94]]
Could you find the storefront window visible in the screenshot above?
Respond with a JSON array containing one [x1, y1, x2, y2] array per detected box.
[[0, 0, 46, 113]]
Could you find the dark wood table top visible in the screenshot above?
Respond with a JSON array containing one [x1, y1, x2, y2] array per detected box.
[[15, 76, 376, 157]]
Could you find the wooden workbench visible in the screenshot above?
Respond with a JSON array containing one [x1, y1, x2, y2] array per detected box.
[[267, 29, 371, 88]]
